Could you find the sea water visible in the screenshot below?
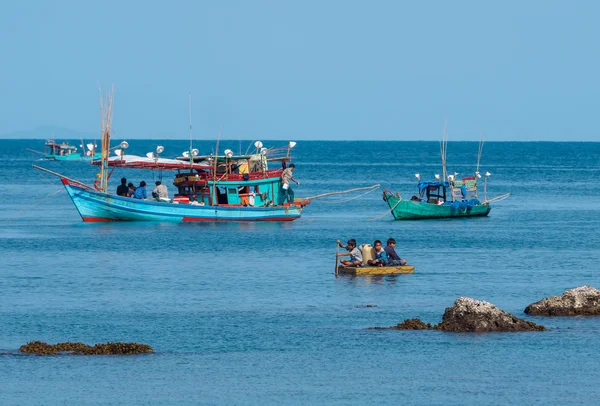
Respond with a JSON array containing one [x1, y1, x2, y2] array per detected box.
[[1, 140, 599, 405]]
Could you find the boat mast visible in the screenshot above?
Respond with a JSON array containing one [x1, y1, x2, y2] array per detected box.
[[189, 93, 193, 167], [99, 86, 114, 193], [441, 119, 448, 182]]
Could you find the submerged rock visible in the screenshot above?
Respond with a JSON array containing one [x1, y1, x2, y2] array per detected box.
[[19, 341, 153, 355], [438, 297, 545, 332], [525, 285, 600, 316], [368, 318, 432, 330], [368, 297, 545, 332]]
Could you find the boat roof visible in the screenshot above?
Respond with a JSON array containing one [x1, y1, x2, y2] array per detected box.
[[418, 180, 449, 190], [96, 155, 213, 170], [45, 140, 77, 150]]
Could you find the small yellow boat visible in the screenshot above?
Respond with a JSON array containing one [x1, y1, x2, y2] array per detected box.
[[337, 265, 415, 275], [335, 242, 414, 276]]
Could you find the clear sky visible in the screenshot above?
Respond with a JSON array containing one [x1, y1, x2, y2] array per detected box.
[[1, 0, 598, 141]]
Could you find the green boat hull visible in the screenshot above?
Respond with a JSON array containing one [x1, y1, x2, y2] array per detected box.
[[385, 196, 491, 220]]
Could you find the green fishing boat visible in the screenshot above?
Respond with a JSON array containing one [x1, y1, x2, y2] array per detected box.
[[382, 132, 509, 220], [383, 180, 491, 220]]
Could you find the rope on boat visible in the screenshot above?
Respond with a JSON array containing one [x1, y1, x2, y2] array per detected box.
[[314, 187, 380, 204], [483, 192, 511, 204], [369, 198, 402, 221], [0, 188, 64, 223], [304, 184, 380, 201]]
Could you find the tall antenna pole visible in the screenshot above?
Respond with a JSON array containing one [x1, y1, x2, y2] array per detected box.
[[189, 93, 193, 156], [476, 130, 484, 174]]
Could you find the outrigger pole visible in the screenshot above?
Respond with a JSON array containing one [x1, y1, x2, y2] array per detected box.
[[32, 165, 93, 189]]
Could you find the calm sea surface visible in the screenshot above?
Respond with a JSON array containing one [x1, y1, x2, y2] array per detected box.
[[1, 139, 600, 405]]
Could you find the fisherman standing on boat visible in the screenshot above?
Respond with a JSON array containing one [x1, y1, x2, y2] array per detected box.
[[337, 239, 363, 267], [280, 164, 299, 205], [116, 177, 129, 197], [384, 238, 407, 266]]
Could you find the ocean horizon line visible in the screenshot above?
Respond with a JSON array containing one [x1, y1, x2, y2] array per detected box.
[[2, 138, 599, 143]]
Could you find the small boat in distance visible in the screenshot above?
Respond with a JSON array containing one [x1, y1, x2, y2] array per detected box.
[[382, 125, 509, 220], [27, 139, 102, 161]]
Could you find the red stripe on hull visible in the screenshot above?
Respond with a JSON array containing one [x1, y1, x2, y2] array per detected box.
[[182, 217, 299, 222], [82, 217, 122, 222]]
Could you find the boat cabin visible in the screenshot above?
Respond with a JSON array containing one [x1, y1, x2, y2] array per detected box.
[[172, 154, 286, 206], [45, 140, 79, 158], [101, 151, 301, 208], [416, 176, 479, 204]]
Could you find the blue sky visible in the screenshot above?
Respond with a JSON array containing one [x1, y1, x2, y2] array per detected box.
[[1, 0, 598, 140]]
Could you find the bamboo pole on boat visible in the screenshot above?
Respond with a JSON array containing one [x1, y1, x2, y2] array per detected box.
[[303, 184, 380, 201], [212, 131, 221, 205], [98, 85, 114, 193], [26, 148, 45, 155], [484, 192, 510, 204]]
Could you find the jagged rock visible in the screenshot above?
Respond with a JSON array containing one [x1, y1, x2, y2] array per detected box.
[[524, 285, 600, 316], [19, 341, 153, 355], [368, 297, 545, 332], [438, 297, 545, 332]]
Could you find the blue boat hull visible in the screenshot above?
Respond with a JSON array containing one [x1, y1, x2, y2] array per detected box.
[[62, 179, 303, 222], [44, 153, 102, 161]]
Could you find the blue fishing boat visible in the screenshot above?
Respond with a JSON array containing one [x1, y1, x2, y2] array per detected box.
[[52, 147, 308, 222], [27, 139, 102, 161]]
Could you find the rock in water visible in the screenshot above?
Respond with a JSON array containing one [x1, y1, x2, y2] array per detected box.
[[524, 285, 600, 316], [368, 318, 432, 330], [438, 297, 545, 332], [19, 341, 153, 355]]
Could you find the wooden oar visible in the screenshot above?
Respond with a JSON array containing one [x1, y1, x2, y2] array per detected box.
[[335, 243, 339, 275]]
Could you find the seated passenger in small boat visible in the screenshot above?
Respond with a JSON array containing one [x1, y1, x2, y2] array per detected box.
[[337, 239, 362, 267], [132, 181, 147, 199], [367, 240, 388, 267], [127, 183, 136, 197], [152, 181, 169, 201], [116, 177, 129, 197], [384, 238, 407, 266]]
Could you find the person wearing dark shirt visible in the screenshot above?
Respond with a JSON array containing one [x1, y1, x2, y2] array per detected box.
[[384, 238, 407, 266], [116, 177, 129, 197]]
